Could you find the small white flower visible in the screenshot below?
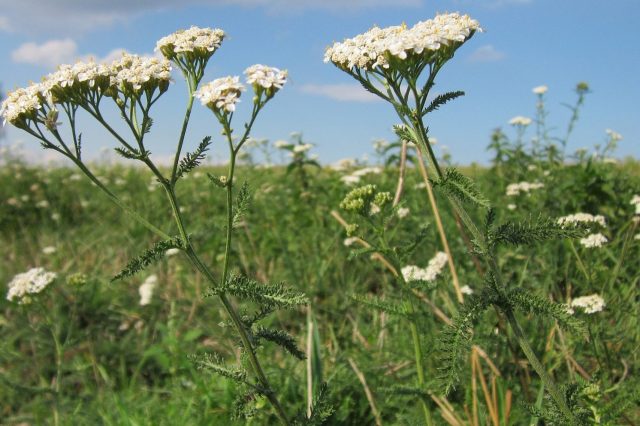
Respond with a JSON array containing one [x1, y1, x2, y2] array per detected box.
[[557, 213, 606, 228], [605, 129, 623, 141], [579, 233, 608, 248], [532, 85, 548, 95], [139, 274, 158, 306], [509, 116, 532, 126], [570, 294, 605, 314], [341, 174, 361, 185], [195, 76, 244, 113], [7, 267, 57, 303], [506, 181, 544, 196], [401, 251, 448, 283], [507, 203, 517, 211], [156, 26, 225, 58], [630, 194, 640, 215], [274, 140, 291, 149], [244, 64, 288, 92], [460, 285, 474, 295], [397, 207, 410, 218], [293, 143, 313, 153], [369, 204, 381, 215], [42, 246, 57, 255]]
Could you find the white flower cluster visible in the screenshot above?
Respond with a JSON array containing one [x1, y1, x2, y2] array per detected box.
[[324, 13, 481, 71], [630, 194, 640, 215], [505, 181, 544, 196], [110, 54, 172, 92], [245, 64, 288, 91], [397, 207, 410, 219], [570, 294, 605, 314], [274, 140, 291, 149], [156, 26, 225, 58], [509, 116, 532, 126], [195, 76, 245, 113], [401, 251, 448, 283], [532, 85, 548, 95], [340, 166, 383, 185], [293, 143, 314, 154], [6, 267, 57, 304], [1, 54, 172, 126], [605, 128, 623, 141], [579, 233, 608, 248], [139, 274, 158, 306], [557, 213, 607, 228]]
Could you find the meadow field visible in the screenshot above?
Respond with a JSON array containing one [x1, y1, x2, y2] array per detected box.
[[1, 15, 639, 426], [1, 128, 639, 424]]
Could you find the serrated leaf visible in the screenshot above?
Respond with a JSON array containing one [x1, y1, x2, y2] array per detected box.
[[437, 167, 490, 208], [422, 91, 465, 116], [208, 275, 308, 310], [350, 293, 409, 318], [111, 236, 184, 281], [255, 327, 306, 360], [489, 215, 588, 248], [175, 136, 212, 180]]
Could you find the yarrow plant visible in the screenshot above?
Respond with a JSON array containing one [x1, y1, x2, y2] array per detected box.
[[2, 26, 308, 424], [6, 267, 57, 304], [326, 11, 591, 424]]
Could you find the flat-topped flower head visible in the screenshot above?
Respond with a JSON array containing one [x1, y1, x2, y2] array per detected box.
[[195, 76, 244, 114], [579, 232, 608, 248], [509, 116, 532, 126], [6, 267, 57, 304], [324, 12, 481, 72], [244, 64, 288, 99], [41, 60, 112, 103], [0, 84, 44, 127], [156, 26, 225, 61], [109, 54, 172, 95], [570, 294, 605, 314], [557, 213, 607, 228]]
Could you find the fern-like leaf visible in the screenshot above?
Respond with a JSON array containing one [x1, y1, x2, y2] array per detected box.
[[188, 352, 248, 384], [208, 275, 308, 310], [233, 181, 251, 228], [176, 136, 212, 180], [436, 167, 490, 208], [506, 289, 586, 336], [350, 293, 409, 318], [422, 91, 465, 116], [293, 383, 334, 425], [489, 215, 588, 248], [114, 146, 143, 160], [111, 236, 184, 281], [436, 287, 494, 394], [255, 327, 306, 360]]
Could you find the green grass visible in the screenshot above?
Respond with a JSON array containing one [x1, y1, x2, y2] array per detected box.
[[1, 149, 639, 424]]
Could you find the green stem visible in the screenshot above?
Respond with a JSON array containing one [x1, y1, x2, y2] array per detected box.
[[171, 82, 196, 183], [405, 113, 576, 423], [50, 326, 63, 426], [406, 300, 434, 426], [568, 240, 590, 283]]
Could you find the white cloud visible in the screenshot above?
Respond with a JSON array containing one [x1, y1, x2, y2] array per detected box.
[[467, 45, 506, 63], [11, 39, 79, 68], [299, 84, 380, 102], [0, 0, 420, 35]]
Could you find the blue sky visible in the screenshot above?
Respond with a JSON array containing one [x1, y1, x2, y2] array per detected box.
[[0, 0, 638, 165]]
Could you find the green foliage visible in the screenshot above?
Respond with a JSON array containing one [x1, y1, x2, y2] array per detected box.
[[436, 167, 490, 208], [293, 383, 334, 425], [436, 286, 495, 394], [232, 181, 251, 228], [114, 146, 144, 161], [175, 136, 212, 180], [350, 293, 410, 318], [422, 90, 465, 116], [111, 235, 184, 281], [506, 289, 586, 336], [489, 215, 588, 248], [189, 352, 248, 384], [255, 327, 306, 360], [207, 274, 308, 310]]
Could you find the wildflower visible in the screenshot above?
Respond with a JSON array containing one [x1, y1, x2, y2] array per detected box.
[[460, 285, 474, 295], [274, 140, 291, 149], [36, 200, 50, 209], [505, 181, 544, 196], [195, 76, 244, 113], [324, 13, 481, 71], [341, 174, 361, 185], [7, 267, 57, 304], [557, 213, 606, 228], [630, 194, 640, 215], [139, 274, 158, 306], [340, 184, 377, 215], [402, 252, 448, 283], [507, 204, 516, 211], [509, 116, 532, 126], [532, 85, 548, 95], [579, 233, 608, 248], [42, 246, 57, 255], [156, 26, 225, 60], [331, 158, 357, 171], [244, 64, 288, 96], [570, 294, 605, 314], [0, 84, 43, 126], [109, 54, 172, 95], [66, 272, 87, 286], [605, 128, 623, 142], [293, 143, 313, 154], [397, 207, 410, 218]]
